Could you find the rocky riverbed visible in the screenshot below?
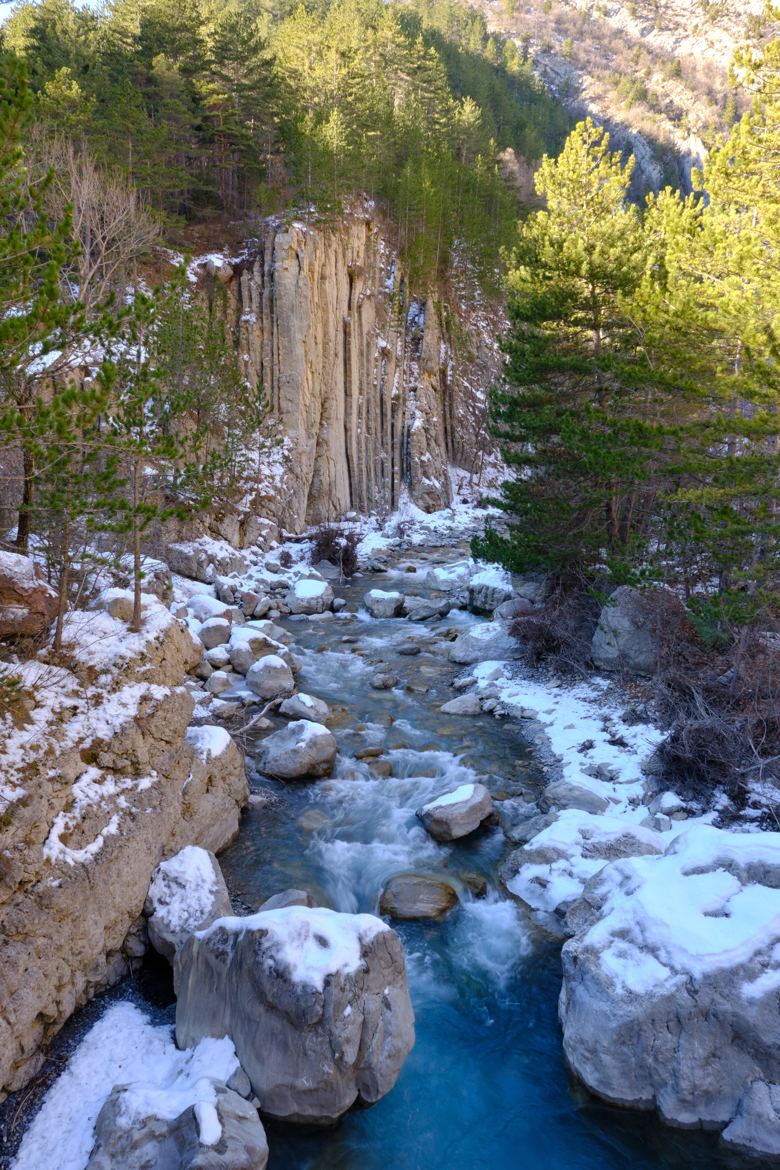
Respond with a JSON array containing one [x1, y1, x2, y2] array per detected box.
[[4, 507, 780, 1168]]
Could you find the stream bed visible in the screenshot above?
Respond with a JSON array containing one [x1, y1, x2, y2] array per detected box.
[[217, 552, 743, 1170]]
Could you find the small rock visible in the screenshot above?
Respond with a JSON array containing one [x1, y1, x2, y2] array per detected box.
[[279, 692, 330, 724], [440, 694, 482, 716], [205, 645, 231, 669], [540, 780, 611, 815], [418, 783, 493, 842], [258, 888, 316, 911], [206, 670, 233, 696], [194, 658, 213, 681], [371, 672, 399, 690]]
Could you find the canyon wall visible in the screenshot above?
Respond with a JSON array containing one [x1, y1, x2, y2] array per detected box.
[[198, 212, 499, 533]]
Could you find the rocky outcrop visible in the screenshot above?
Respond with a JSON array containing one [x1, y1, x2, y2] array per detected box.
[[174, 906, 415, 1125], [0, 598, 248, 1098], [197, 214, 499, 530], [0, 549, 58, 639], [559, 825, 780, 1151]]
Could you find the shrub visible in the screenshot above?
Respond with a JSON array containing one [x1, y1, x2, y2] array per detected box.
[[311, 525, 358, 577]]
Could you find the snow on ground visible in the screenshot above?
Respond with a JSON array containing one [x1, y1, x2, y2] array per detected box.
[[198, 906, 389, 992], [11, 1001, 239, 1170], [60, 594, 187, 681]]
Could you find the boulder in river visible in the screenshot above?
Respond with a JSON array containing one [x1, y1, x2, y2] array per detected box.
[[379, 873, 459, 920], [467, 567, 514, 614], [144, 846, 232, 963], [258, 719, 337, 779], [402, 596, 451, 621], [174, 906, 415, 1126], [417, 783, 493, 843], [286, 578, 334, 615], [245, 655, 295, 699], [559, 824, 780, 1149], [440, 694, 482, 716], [364, 589, 405, 618]]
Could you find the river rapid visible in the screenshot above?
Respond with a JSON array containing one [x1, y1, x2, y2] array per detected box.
[[219, 544, 742, 1170]]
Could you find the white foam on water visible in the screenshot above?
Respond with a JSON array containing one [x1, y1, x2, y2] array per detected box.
[[448, 896, 532, 988]]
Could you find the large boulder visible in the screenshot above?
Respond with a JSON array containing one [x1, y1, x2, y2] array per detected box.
[[144, 846, 232, 963], [559, 824, 780, 1146], [166, 538, 247, 584], [378, 874, 458, 920], [467, 566, 514, 614], [363, 589, 405, 618], [229, 630, 292, 675], [591, 585, 688, 676], [417, 783, 493, 842], [258, 719, 337, 779], [174, 906, 415, 1125], [0, 550, 57, 639], [424, 561, 473, 592], [198, 617, 233, 651], [285, 578, 334, 615], [402, 596, 451, 621], [448, 621, 518, 665], [245, 655, 295, 699]]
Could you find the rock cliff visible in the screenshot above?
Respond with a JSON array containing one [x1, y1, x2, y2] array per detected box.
[[0, 596, 248, 1098], [197, 212, 499, 531]]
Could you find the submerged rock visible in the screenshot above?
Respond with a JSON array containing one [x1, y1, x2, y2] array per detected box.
[[145, 846, 232, 963], [258, 719, 337, 779], [174, 906, 415, 1125], [379, 874, 459, 920], [417, 784, 493, 843]]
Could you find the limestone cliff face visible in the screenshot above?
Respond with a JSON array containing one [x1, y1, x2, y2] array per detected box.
[[0, 600, 248, 1098], [199, 213, 498, 532]]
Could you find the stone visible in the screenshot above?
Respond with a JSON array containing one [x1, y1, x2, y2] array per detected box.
[[403, 596, 451, 621], [285, 578, 334, 615], [424, 561, 473, 592], [279, 692, 330, 724], [258, 719, 337, 779], [370, 671, 398, 690], [144, 846, 232, 963], [448, 622, 518, 665], [195, 659, 213, 681], [257, 889, 316, 911], [440, 694, 482, 716], [539, 780, 611, 815], [229, 632, 291, 675], [174, 907, 415, 1125], [91, 588, 134, 623], [166, 538, 247, 584], [253, 597, 272, 619], [245, 655, 295, 699], [378, 874, 458, 920], [494, 597, 535, 621], [206, 671, 233, 696], [86, 1082, 268, 1170], [0, 550, 58, 639], [591, 585, 686, 676], [199, 617, 232, 650], [558, 824, 780, 1137], [363, 589, 405, 618], [205, 646, 231, 669], [417, 783, 493, 842], [467, 568, 514, 614], [722, 1081, 780, 1157]]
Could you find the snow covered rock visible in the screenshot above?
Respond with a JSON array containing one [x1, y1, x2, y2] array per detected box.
[[90, 588, 134, 623], [144, 846, 232, 963], [285, 578, 334, 615], [198, 616, 232, 650], [363, 589, 405, 618], [448, 621, 518, 665], [229, 630, 292, 675], [166, 538, 247, 584], [467, 566, 514, 614], [279, 692, 330, 724], [0, 549, 57, 638], [87, 1080, 268, 1170], [424, 561, 473, 592], [174, 906, 415, 1125], [502, 810, 664, 935], [722, 1081, 780, 1157], [417, 783, 493, 842], [540, 779, 612, 816], [258, 719, 337, 779], [559, 825, 780, 1141], [245, 655, 295, 699], [206, 670, 233, 696], [378, 874, 459, 920]]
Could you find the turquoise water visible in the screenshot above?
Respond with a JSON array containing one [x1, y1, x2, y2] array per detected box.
[[219, 562, 747, 1170]]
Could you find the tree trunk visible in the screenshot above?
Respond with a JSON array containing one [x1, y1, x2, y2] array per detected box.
[[130, 458, 143, 632], [15, 446, 35, 554], [53, 516, 70, 653]]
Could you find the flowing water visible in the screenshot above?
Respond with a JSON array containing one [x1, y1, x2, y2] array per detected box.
[[218, 552, 745, 1170]]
